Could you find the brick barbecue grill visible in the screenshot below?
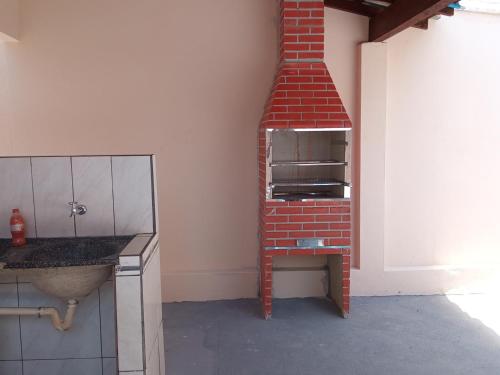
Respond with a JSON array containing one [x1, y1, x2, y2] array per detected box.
[[258, 0, 351, 319]]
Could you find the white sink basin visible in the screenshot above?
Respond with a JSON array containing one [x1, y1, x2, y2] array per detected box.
[[30, 265, 112, 300]]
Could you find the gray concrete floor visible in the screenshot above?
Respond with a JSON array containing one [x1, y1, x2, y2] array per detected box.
[[163, 296, 500, 375]]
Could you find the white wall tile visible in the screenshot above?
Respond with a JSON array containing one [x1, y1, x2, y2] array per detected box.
[[31, 157, 75, 237], [0, 361, 22, 375], [142, 244, 163, 365], [0, 270, 17, 284], [19, 283, 101, 359], [99, 281, 117, 357], [23, 358, 102, 375], [112, 156, 153, 235], [116, 275, 143, 371], [72, 157, 115, 237], [0, 283, 19, 308], [151, 155, 160, 233], [0, 157, 36, 238], [103, 358, 117, 375], [120, 235, 152, 256], [0, 283, 22, 360], [145, 334, 160, 375]]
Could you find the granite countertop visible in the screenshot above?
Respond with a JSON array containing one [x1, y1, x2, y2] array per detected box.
[[0, 236, 134, 269]]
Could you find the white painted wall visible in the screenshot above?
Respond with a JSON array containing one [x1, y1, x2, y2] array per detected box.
[[386, 12, 500, 269], [354, 11, 500, 296]]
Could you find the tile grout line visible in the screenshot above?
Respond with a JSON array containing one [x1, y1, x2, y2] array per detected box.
[[136, 252, 148, 372], [69, 157, 77, 237], [16, 279, 24, 375], [140, 272, 146, 372], [149, 156, 156, 234], [98, 286, 104, 375], [0, 357, 118, 362], [110, 157, 117, 237], [112, 275, 119, 373], [29, 157, 38, 239], [0, 154, 153, 159]]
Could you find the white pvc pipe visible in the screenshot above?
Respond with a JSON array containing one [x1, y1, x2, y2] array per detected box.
[[0, 299, 78, 331]]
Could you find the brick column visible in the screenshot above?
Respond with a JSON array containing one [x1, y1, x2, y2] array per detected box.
[[260, 253, 273, 319], [327, 250, 351, 318]]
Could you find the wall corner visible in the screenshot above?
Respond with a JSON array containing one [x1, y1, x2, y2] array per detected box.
[[352, 42, 388, 294], [0, 0, 20, 42]]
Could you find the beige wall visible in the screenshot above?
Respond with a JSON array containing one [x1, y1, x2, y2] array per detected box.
[[2, 1, 498, 301], [0, 1, 365, 301], [386, 12, 500, 269], [354, 11, 500, 296], [0, 0, 19, 41]]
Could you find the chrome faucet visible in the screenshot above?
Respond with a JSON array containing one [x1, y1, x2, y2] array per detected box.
[[68, 202, 87, 217]]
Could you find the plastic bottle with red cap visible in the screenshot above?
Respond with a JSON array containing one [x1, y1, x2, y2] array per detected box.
[[10, 208, 26, 247]]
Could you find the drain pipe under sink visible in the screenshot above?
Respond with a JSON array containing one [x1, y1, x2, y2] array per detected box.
[[0, 299, 78, 331]]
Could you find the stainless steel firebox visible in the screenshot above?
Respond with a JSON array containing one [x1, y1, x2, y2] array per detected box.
[[265, 128, 351, 201]]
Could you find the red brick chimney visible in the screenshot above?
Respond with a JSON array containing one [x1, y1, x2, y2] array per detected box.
[[281, 0, 326, 61], [261, 0, 351, 130]]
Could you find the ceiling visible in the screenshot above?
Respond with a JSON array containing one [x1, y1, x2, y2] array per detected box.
[[324, 0, 460, 41]]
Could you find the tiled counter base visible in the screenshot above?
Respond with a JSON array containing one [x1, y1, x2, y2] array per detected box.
[[116, 234, 165, 375]]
